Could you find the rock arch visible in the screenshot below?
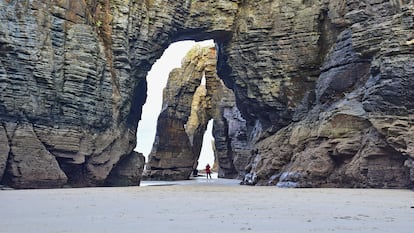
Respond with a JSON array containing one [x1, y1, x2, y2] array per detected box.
[[0, 0, 242, 188], [0, 0, 413, 188], [145, 45, 249, 180]]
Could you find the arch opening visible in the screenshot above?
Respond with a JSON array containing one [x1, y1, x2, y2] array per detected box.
[[135, 40, 219, 179], [135, 40, 214, 157], [134, 37, 249, 181], [196, 119, 215, 171]]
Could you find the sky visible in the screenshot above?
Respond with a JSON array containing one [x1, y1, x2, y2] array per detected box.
[[135, 40, 215, 169]]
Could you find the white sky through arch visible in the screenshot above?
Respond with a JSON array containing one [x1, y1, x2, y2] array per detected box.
[[135, 40, 215, 170]]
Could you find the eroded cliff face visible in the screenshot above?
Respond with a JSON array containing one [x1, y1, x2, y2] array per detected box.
[[0, 0, 144, 187], [242, 1, 414, 188], [0, 0, 413, 188]]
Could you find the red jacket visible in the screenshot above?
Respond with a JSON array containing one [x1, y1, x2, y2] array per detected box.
[[205, 164, 211, 173]]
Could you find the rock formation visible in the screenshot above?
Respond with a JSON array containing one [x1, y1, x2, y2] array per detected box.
[[146, 46, 249, 180], [0, 0, 146, 188], [0, 0, 413, 188], [105, 151, 145, 186], [211, 77, 250, 179], [241, 2, 414, 188]]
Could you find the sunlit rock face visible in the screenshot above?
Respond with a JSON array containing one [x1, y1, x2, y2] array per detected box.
[[146, 46, 249, 180], [1, 0, 413, 188]]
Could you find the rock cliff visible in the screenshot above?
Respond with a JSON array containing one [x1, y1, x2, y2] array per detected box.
[[241, 1, 414, 188], [0, 0, 413, 188], [0, 0, 145, 188]]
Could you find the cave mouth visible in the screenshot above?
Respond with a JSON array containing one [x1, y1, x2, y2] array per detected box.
[[135, 40, 217, 179]]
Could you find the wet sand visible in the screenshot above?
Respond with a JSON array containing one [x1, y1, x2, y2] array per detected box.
[[1, 177, 413, 233]]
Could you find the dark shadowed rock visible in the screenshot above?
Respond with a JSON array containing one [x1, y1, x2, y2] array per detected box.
[[105, 151, 145, 186], [0, 124, 10, 181]]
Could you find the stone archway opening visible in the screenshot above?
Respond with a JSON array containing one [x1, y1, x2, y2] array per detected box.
[[134, 40, 214, 164], [136, 38, 250, 181], [135, 40, 220, 179]]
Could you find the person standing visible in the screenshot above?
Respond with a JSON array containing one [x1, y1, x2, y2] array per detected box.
[[205, 163, 212, 179]]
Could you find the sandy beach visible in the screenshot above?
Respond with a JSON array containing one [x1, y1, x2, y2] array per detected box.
[[1, 177, 413, 233]]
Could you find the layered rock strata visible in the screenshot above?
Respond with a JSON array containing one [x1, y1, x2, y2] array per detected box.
[[146, 46, 249, 180], [242, 1, 414, 188], [0, 0, 146, 188], [211, 79, 250, 179], [0, 0, 413, 188]]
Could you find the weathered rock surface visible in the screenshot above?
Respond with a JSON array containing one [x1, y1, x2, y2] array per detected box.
[[5, 123, 67, 188], [242, 2, 414, 188], [212, 79, 250, 179], [146, 46, 249, 180], [0, 0, 413, 188], [105, 151, 145, 186], [0, 124, 9, 181], [0, 0, 142, 188], [186, 85, 210, 168]]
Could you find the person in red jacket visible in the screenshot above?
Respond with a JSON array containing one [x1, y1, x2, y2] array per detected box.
[[205, 163, 212, 179]]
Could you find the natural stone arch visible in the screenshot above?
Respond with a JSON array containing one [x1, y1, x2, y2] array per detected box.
[[1, 0, 413, 189], [145, 45, 250, 180], [0, 0, 242, 188]]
